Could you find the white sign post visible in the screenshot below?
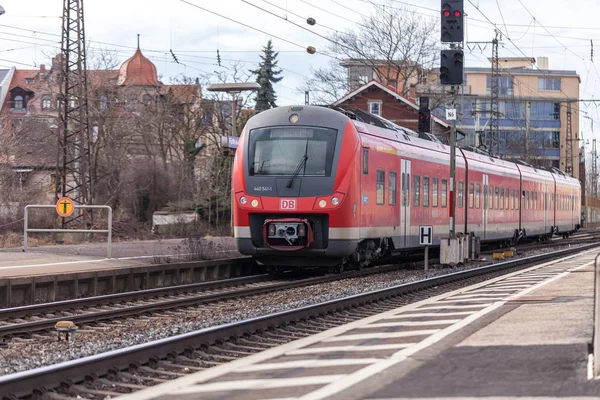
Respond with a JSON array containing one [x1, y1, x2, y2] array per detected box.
[[446, 108, 457, 121], [420, 225, 433, 270]]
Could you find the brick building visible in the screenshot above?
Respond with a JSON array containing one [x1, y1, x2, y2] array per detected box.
[[331, 80, 464, 143], [0, 46, 222, 215]]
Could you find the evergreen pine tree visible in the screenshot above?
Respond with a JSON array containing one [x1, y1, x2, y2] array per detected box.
[[250, 40, 283, 113]]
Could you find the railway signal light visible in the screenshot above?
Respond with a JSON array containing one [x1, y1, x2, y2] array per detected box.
[[440, 49, 464, 85], [441, 0, 464, 43], [418, 107, 431, 133]]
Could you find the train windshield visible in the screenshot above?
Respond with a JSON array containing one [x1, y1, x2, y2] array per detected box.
[[248, 127, 337, 176]]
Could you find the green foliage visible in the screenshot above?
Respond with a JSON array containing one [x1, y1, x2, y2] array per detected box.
[[250, 40, 283, 113]]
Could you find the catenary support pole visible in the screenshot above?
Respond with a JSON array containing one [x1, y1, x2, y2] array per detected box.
[[450, 86, 457, 238]]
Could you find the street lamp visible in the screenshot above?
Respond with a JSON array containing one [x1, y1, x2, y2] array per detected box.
[[206, 82, 260, 236], [206, 82, 260, 138]]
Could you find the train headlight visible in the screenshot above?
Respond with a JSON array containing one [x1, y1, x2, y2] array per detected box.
[[251, 199, 259, 207], [319, 200, 327, 208], [240, 196, 247, 205], [331, 197, 340, 205]]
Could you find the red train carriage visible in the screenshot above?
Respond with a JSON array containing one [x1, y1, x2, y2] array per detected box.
[[232, 105, 581, 269]]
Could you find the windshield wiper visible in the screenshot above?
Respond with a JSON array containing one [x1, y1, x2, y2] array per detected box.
[[286, 140, 309, 188], [286, 154, 308, 188]]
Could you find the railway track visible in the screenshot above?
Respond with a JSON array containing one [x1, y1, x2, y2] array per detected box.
[[1, 242, 597, 400], [0, 263, 415, 340]]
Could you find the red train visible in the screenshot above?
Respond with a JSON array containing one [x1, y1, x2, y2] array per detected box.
[[232, 105, 581, 269]]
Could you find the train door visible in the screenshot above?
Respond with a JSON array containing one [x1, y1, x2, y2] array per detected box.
[[483, 174, 488, 239], [570, 188, 575, 230], [401, 159, 411, 247], [544, 184, 549, 233]]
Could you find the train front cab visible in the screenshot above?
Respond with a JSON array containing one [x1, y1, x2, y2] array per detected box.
[[232, 106, 362, 267]]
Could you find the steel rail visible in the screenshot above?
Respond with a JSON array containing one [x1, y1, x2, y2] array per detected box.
[[0, 264, 408, 338], [0, 243, 597, 399], [0, 273, 269, 321]]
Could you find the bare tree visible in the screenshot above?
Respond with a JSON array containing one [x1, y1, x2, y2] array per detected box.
[[299, 1, 439, 104]]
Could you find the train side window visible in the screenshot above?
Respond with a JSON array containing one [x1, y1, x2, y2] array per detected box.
[[423, 177, 430, 207], [458, 181, 464, 208], [363, 149, 369, 175], [511, 189, 515, 210], [505, 187, 509, 209], [413, 175, 421, 206], [469, 183, 474, 208], [489, 186, 493, 210], [376, 170, 385, 205], [500, 188, 504, 210], [441, 179, 448, 208], [432, 178, 439, 207], [526, 191, 530, 210], [476, 183, 481, 209], [495, 186, 499, 209], [389, 171, 397, 205]]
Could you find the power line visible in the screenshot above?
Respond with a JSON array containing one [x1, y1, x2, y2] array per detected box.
[[515, 0, 585, 61], [240, 0, 341, 57], [180, 0, 308, 50]]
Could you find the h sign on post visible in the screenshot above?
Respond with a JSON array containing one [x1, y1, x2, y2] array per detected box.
[[420, 225, 433, 245]]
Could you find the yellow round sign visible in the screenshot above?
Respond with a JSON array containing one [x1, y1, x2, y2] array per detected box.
[[56, 197, 75, 217]]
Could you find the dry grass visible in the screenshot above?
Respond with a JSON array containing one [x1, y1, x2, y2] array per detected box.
[[0, 232, 89, 249]]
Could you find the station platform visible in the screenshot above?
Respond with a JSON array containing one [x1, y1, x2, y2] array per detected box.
[[116, 248, 600, 400], [0, 237, 237, 278]]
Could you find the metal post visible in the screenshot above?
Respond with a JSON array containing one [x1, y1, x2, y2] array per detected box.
[[231, 94, 237, 138], [424, 245, 429, 270], [595, 254, 600, 376], [23, 206, 29, 252], [450, 86, 457, 238], [107, 206, 112, 258]]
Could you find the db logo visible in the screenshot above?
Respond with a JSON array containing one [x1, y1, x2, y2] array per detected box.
[[280, 199, 297, 210]]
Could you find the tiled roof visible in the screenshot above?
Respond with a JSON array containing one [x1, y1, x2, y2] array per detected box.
[[332, 79, 454, 128], [8, 69, 39, 91], [117, 49, 160, 86], [161, 85, 198, 103]]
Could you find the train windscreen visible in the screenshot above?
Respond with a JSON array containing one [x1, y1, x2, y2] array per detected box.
[[248, 127, 338, 177]]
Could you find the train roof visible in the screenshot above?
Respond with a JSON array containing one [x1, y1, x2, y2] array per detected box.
[[246, 105, 581, 188], [325, 106, 581, 188]]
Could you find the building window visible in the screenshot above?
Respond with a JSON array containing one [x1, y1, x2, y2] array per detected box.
[[25, 78, 34, 85], [487, 76, 514, 95], [14, 95, 23, 109], [142, 94, 152, 105], [413, 175, 421, 206], [432, 178, 439, 207], [42, 95, 51, 110], [552, 131, 560, 148], [531, 102, 560, 120], [387, 79, 397, 89], [538, 77, 561, 91], [358, 75, 370, 85], [504, 101, 526, 119], [376, 170, 385, 205], [368, 101, 382, 116], [100, 96, 108, 111], [389, 171, 397, 205]]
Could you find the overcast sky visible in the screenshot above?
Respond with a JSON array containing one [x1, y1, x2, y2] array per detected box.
[[2, 0, 600, 144]]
